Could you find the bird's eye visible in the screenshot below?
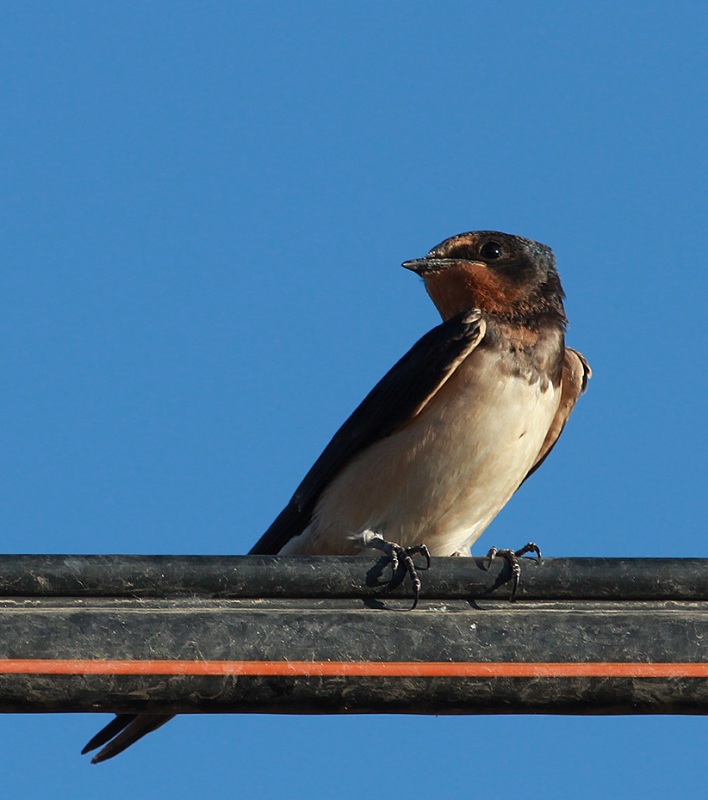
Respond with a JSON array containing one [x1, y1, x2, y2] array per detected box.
[[480, 241, 503, 260]]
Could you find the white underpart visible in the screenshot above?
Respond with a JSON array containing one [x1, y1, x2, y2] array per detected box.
[[278, 348, 561, 557]]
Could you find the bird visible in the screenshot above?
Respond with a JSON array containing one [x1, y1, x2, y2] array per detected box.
[[82, 229, 590, 763]]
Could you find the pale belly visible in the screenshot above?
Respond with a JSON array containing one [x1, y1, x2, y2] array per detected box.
[[279, 352, 561, 557]]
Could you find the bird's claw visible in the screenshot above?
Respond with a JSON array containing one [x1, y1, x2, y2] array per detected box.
[[363, 532, 430, 609], [485, 541, 542, 601]]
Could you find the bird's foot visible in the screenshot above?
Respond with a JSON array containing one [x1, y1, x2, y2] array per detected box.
[[485, 542, 542, 601], [359, 530, 431, 609]]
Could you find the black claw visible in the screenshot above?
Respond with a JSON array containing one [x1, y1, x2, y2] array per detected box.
[[485, 545, 499, 570], [485, 541, 542, 601], [405, 543, 431, 570], [514, 541, 542, 561], [365, 536, 430, 609]]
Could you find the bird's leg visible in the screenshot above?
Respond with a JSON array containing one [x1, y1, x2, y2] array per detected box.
[[485, 542, 542, 601], [358, 530, 431, 609]]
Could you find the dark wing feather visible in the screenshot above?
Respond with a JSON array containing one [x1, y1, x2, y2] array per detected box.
[[523, 347, 591, 483], [82, 714, 175, 763], [250, 310, 486, 555]]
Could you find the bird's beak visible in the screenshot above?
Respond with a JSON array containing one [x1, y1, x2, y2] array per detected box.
[[401, 257, 456, 275]]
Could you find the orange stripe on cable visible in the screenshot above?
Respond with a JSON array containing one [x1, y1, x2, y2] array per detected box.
[[0, 659, 705, 678]]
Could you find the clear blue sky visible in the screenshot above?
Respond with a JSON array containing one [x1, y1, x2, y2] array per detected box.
[[1, 2, 706, 797]]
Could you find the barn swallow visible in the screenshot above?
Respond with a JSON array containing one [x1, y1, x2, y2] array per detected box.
[[82, 230, 590, 762]]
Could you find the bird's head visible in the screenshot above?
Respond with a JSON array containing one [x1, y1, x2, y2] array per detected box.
[[403, 230, 567, 327]]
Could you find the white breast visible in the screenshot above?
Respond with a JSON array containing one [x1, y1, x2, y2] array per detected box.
[[279, 348, 561, 557]]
